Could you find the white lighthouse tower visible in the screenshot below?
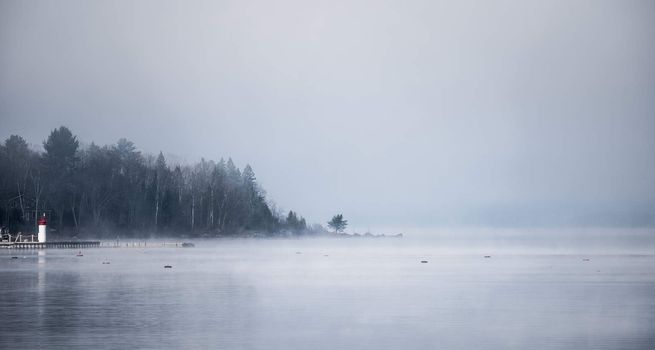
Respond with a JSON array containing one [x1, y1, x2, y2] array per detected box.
[[38, 213, 47, 242]]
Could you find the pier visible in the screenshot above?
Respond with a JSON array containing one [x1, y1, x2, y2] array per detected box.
[[1, 241, 192, 249], [1, 214, 192, 250], [0, 241, 100, 249], [100, 241, 193, 248]]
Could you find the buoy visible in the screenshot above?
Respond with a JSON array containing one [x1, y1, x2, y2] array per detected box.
[[164, 265, 172, 268], [420, 260, 428, 263]]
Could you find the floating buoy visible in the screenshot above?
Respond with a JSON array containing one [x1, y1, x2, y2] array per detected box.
[[164, 265, 172, 268], [420, 260, 428, 263]]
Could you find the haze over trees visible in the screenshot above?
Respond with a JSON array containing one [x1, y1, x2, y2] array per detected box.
[[0, 127, 317, 238]]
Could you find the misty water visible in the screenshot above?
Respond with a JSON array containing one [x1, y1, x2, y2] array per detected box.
[[1, 229, 654, 350]]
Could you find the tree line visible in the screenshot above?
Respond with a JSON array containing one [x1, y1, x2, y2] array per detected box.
[[0, 126, 320, 238]]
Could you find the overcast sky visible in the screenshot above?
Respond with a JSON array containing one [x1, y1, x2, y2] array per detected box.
[[1, 0, 654, 227]]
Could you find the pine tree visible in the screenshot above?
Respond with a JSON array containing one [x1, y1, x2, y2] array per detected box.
[[43, 126, 79, 232], [154, 152, 168, 230], [327, 214, 348, 234]]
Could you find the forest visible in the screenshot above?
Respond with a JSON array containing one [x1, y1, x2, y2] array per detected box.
[[0, 126, 319, 238]]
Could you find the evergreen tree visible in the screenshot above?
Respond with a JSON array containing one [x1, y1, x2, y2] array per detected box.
[[154, 152, 168, 230], [327, 214, 348, 234], [43, 127, 79, 232]]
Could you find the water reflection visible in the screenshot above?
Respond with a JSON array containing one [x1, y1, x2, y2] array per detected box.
[[37, 250, 46, 326]]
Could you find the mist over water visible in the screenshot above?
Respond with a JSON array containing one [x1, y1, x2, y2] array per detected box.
[[371, 227, 655, 255], [2, 229, 654, 350], [1, 1, 654, 348]]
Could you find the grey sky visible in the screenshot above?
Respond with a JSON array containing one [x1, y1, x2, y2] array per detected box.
[[1, 0, 654, 227]]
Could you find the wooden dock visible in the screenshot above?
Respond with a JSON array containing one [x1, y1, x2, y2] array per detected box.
[[99, 241, 192, 248], [1, 240, 193, 249], [0, 241, 100, 249]]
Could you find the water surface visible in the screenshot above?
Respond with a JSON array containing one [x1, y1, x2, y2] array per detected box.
[[1, 229, 654, 349]]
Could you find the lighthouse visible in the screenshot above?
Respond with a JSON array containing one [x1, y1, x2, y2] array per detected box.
[[38, 214, 47, 242]]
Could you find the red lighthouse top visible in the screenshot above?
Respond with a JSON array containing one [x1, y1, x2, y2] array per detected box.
[[38, 214, 47, 226]]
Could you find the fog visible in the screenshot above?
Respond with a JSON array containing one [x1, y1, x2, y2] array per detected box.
[[1, 0, 654, 227]]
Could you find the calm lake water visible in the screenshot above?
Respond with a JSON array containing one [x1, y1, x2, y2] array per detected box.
[[1, 228, 654, 349]]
